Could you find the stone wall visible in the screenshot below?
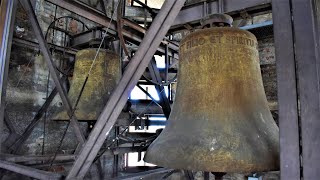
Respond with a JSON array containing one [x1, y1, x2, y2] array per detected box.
[[3, 1, 121, 179]]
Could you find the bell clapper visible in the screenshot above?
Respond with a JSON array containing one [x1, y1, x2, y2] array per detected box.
[[212, 172, 226, 180]]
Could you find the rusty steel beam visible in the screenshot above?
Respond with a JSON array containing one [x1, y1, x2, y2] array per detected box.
[[19, 0, 85, 144], [66, 1, 185, 179]]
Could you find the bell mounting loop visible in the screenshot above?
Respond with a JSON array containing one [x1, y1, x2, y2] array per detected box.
[[200, 13, 233, 28]]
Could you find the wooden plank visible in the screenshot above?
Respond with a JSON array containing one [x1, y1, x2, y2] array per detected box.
[[272, 0, 300, 179]]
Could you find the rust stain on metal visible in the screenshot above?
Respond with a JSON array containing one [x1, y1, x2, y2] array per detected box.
[[145, 28, 279, 173]]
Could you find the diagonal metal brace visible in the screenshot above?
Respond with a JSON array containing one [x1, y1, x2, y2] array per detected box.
[[19, 0, 85, 144], [148, 57, 171, 119]]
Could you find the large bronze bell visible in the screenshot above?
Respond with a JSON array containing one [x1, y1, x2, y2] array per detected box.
[[52, 48, 120, 121], [144, 15, 279, 173]]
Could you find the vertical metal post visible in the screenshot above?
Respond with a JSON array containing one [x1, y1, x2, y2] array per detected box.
[[218, 0, 224, 13], [272, 1, 300, 180], [0, 0, 18, 152], [113, 126, 119, 178], [165, 44, 169, 83], [291, 0, 320, 179]]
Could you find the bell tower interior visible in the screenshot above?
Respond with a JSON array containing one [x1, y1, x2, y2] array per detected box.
[[0, 0, 318, 179]]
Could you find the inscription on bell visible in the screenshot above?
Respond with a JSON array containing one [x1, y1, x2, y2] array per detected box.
[[226, 36, 256, 47], [185, 37, 205, 49], [181, 33, 256, 52]]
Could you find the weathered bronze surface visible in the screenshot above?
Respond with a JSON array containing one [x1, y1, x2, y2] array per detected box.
[[52, 48, 120, 121], [144, 27, 280, 172]]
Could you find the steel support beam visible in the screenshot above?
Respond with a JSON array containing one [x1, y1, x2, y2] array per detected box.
[[12, 37, 78, 55], [0, 0, 18, 152], [48, 0, 116, 30], [45, 0, 179, 58], [272, 1, 300, 179], [0, 153, 76, 163], [148, 58, 171, 119], [19, 0, 85, 144], [291, 0, 320, 179], [66, 1, 185, 179], [171, 0, 271, 29], [0, 160, 62, 180]]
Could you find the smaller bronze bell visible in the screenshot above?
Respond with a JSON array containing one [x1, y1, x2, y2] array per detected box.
[[52, 48, 120, 121]]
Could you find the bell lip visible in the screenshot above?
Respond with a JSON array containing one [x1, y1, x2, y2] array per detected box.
[[180, 27, 257, 47], [144, 155, 279, 173]]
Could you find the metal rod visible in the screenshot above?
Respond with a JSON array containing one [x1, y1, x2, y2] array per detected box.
[[0, 0, 18, 152], [165, 44, 169, 83], [19, 0, 85, 144], [0, 160, 62, 180], [66, 0, 185, 179], [137, 84, 162, 107]]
